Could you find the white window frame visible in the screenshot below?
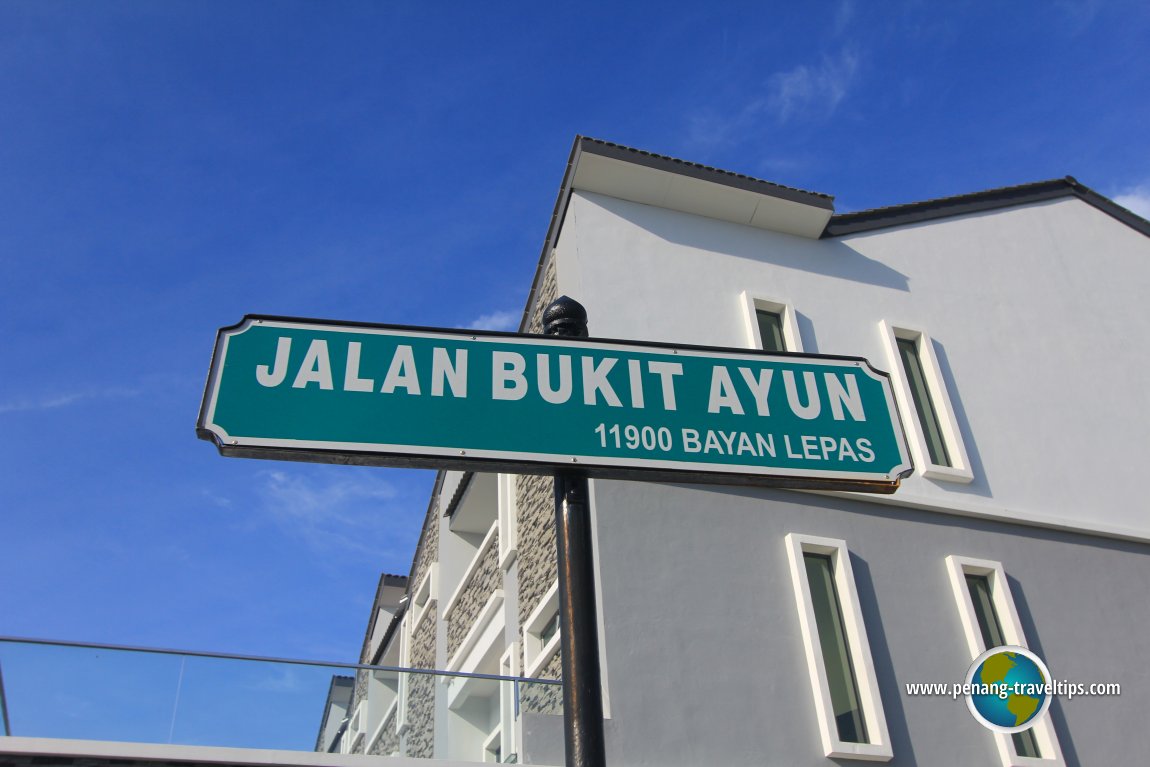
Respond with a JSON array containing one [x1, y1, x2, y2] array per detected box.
[[411, 563, 438, 634], [523, 580, 562, 679], [396, 613, 411, 735], [879, 321, 973, 483], [499, 643, 521, 764], [498, 473, 518, 570], [345, 700, 366, 754], [741, 291, 803, 352], [785, 533, 892, 761], [944, 556, 1065, 767]]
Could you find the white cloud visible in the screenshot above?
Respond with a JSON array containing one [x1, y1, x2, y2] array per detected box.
[[201, 488, 233, 508], [256, 469, 419, 558], [248, 666, 307, 693], [1113, 185, 1150, 220], [685, 46, 862, 155], [468, 309, 519, 332], [0, 386, 139, 414], [680, 45, 864, 158], [832, 0, 856, 36], [768, 48, 859, 123]]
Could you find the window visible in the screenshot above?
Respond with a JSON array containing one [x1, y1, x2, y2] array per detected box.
[[785, 534, 892, 761], [741, 292, 803, 352], [945, 556, 1065, 766], [539, 612, 561, 647], [966, 574, 1006, 650], [524, 581, 562, 678], [757, 309, 787, 352], [411, 563, 438, 632], [805, 553, 868, 744], [896, 337, 950, 467], [879, 322, 972, 482], [965, 574, 1040, 759]]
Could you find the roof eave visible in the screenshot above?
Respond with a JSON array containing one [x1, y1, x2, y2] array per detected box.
[[823, 176, 1150, 238], [572, 137, 835, 239]]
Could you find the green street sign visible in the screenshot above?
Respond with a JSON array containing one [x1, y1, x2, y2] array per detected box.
[[197, 316, 913, 492]]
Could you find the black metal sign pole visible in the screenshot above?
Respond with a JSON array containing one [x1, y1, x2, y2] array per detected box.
[[543, 296, 607, 767]]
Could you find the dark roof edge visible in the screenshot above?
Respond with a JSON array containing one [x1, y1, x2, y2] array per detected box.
[[518, 136, 584, 335], [368, 601, 407, 666], [314, 674, 355, 750], [578, 137, 835, 211], [358, 572, 410, 663], [823, 176, 1150, 238], [516, 136, 837, 338], [444, 471, 475, 518]]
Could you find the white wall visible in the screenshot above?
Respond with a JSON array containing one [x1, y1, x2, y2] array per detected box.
[[555, 190, 1150, 539]]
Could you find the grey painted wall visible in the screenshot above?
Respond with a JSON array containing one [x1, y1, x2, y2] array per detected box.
[[589, 478, 1148, 767]]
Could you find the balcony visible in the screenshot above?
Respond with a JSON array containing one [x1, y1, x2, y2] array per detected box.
[[0, 637, 563, 767]]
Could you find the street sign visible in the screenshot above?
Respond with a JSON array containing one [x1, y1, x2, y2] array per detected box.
[[197, 315, 913, 491]]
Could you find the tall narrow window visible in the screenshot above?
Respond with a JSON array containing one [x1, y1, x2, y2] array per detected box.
[[880, 322, 972, 482], [945, 556, 1065, 766], [786, 534, 892, 761], [965, 574, 1005, 649], [741, 293, 803, 352], [965, 575, 1041, 759], [896, 337, 950, 467], [757, 309, 786, 353], [805, 553, 868, 744]]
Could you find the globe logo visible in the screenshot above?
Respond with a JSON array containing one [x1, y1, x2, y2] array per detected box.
[[965, 645, 1052, 733]]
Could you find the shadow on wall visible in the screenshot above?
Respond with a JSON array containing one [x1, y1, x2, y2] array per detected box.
[[591, 192, 911, 292], [926, 338, 993, 501], [1007, 576, 1082, 767], [845, 553, 919, 767]]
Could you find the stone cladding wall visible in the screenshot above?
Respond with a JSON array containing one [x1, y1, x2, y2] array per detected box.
[[446, 530, 501, 659], [516, 256, 562, 683], [515, 474, 558, 674], [368, 706, 399, 756], [404, 605, 437, 758], [412, 502, 440, 596], [521, 650, 564, 715]]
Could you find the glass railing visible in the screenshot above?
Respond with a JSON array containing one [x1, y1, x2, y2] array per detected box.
[[0, 637, 562, 763]]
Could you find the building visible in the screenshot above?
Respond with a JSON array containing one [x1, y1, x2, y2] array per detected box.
[[334, 137, 1150, 766], [315, 676, 355, 754]]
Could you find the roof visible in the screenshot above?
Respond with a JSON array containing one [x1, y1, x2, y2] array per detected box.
[[569, 137, 835, 240], [518, 137, 1150, 337], [358, 572, 409, 665], [577, 137, 834, 210], [314, 675, 355, 752], [824, 176, 1150, 238]]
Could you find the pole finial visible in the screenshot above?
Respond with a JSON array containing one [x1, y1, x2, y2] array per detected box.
[[543, 296, 589, 338]]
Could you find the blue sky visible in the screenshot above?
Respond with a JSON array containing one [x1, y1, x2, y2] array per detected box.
[[2, 0, 1149, 674]]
